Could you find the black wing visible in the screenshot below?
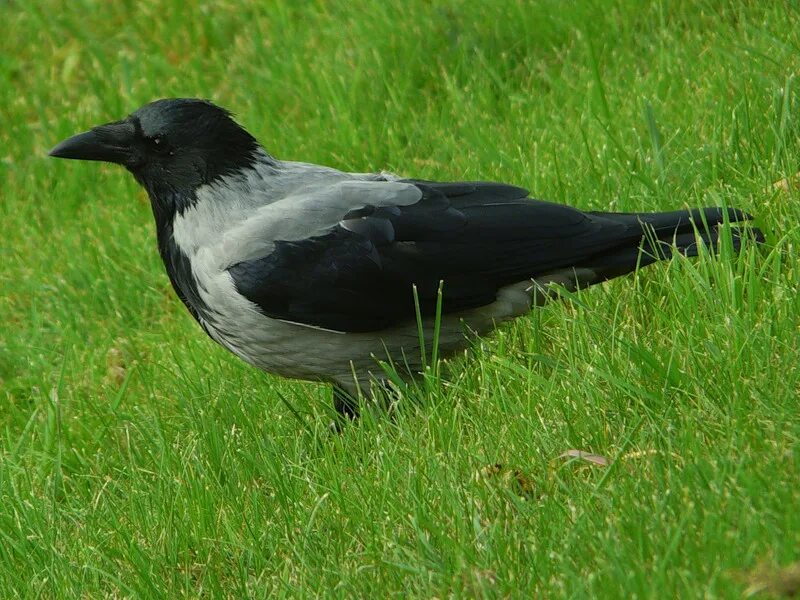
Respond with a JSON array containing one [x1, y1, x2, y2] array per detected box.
[[227, 180, 652, 332]]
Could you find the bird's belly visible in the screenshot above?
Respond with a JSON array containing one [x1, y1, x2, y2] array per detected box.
[[188, 269, 360, 382], [203, 311, 463, 388], [195, 271, 541, 392]]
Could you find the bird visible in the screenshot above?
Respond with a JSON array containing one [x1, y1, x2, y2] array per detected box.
[[49, 98, 763, 418]]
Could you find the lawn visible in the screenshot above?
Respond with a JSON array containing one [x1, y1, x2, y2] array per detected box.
[[1, 0, 799, 597]]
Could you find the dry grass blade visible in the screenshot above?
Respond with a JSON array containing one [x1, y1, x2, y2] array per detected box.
[[558, 450, 611, 467], [105, 345, 127, 386]]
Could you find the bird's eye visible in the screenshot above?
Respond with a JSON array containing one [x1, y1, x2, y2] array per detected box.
[[147, 135, 173, 155]]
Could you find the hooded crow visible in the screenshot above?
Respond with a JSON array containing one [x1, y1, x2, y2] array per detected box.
[[50, 98, 763, 416]]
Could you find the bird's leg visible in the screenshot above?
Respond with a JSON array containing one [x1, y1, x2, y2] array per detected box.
[[332, 385, 360, 420], [331, 379, 400, 424]]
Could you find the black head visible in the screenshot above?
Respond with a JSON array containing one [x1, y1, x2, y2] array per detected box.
[[49, 98, 261, 204]]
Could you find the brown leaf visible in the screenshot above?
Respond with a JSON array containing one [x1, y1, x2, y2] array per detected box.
[[736, 560, 800, 598], [558, 449, 610, 467], [769, 173, 800, 193], [478, 463, 537, 499]]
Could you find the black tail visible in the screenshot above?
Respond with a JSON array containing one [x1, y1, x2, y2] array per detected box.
[[582, 207, 764, 280]]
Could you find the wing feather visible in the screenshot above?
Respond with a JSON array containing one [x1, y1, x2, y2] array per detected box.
[[228, 179, 638, 332]]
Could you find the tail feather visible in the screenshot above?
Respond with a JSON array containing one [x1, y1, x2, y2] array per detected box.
[[581, 206, 764, 281], [590, 206, 753, 234]]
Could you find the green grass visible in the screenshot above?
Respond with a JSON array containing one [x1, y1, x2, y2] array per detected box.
[[2, 0, 799, 597]]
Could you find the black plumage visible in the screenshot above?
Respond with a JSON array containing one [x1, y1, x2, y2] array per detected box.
[[229, 180, 762, 333]]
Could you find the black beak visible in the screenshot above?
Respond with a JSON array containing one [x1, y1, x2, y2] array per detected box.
[[49, 119, 136, 165]]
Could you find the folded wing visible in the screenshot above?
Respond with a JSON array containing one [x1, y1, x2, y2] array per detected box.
[[227, 180, 752, 332]]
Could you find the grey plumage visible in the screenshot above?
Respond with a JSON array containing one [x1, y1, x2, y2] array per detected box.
[[170, 157, 437, 393]]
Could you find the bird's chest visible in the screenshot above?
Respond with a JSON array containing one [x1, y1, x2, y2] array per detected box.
[[182, 247, 264, 342], [163, 244, 362, 381], [171, 247, 303, 370]]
